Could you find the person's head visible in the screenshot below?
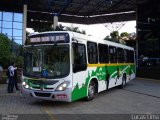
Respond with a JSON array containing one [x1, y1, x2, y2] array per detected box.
[[10, 62, 16, 67]]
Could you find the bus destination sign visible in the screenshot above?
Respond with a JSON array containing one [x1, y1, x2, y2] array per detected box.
[[28, 33, 69, 44]]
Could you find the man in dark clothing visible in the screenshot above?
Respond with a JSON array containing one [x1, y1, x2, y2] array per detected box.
[[7, 62, 17, 93], [14, 69, 19, 90]]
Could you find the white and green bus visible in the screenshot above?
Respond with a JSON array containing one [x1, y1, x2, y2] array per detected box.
[[22, 31, 136, 102]]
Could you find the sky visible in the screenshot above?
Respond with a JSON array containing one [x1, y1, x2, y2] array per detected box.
[[27, 20, 136, 40]]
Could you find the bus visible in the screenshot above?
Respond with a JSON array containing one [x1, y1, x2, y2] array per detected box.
[[22, 31, 136, 102]]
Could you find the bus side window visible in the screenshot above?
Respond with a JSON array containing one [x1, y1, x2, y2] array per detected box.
[[127, 50, 130, 63], [87, 42, 98, 64], [98, 44, 109, 63], [72, 43, 87, 73], [117, 48, 124, 63], [124, 49, 128, 63], [130, 50, 134, 63], [109, 46, 117, 63]]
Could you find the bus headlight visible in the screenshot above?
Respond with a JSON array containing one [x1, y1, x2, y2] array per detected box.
[[25, 84, 29, 89], [22, 81, 30, 89], [22, 81, 26, 86], [56, 81, 70, 91]]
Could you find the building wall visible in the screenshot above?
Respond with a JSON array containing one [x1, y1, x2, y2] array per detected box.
[[137, 0, 160, 66], [137, 0, 160, 79]]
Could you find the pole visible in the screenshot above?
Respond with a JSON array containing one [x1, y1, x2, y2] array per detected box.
[[136, 0, 139, 68], [23, 4, 27, 45], [53, 14, 58, 30]]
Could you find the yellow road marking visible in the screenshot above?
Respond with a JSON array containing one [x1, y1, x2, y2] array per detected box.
[[43, 106, 56, 120], [137, 77, 160, 82]]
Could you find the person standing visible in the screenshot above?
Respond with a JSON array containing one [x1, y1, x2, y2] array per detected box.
[[14, 68, 19, 90], [7, 62, 17, 93]]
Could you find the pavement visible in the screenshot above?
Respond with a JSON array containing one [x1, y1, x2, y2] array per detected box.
[[0, 78, 160, 120]]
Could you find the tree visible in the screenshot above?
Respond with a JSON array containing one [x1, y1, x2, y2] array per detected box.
[[104, 31, 127, 45], [0, 33, 24, 68], [55, 24, 65, 31], [0, 33, 11, 68], [120, 32, 129, 37], [119, 32, 129, 45], [104, 35, 111, 41], [33, 24, 86, 35], [110, 31, 119, 43], [66, 26, 86, 35]]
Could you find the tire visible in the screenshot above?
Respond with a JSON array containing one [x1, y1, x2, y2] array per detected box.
[[120, 75, 126, 89], [86, 80, 95, 101], [106, 80, 109, 90]]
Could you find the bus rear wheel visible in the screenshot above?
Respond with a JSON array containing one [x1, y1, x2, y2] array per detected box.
[[86, 81, 95, 101]]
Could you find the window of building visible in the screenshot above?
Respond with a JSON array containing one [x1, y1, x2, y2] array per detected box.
[[117, 48, 124, 63], [109, 46, 117, 63], [0, 12, 2, 20], [98, 44, 109, 63], [3, 12, 12, 21], [0, 12, 22, 44], [2, 28, 12, 36], [13, 22, 22, 29], [3, 21, 12, 28], [87, 42, 98, 64], [14, 13, 22, 22], [0, 20, 1, 27]]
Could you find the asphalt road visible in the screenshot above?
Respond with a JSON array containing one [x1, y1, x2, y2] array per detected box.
[[0, 78, 160, 120]]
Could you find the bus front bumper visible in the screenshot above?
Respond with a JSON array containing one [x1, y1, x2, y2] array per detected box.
[[21, 87, 72, 102]]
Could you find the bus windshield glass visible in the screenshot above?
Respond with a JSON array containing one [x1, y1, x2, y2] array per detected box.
[[23, 45, 70, 79]]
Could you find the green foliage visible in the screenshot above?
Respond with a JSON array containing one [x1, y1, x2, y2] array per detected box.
[[104, 35, 111, 41], [0, 34, 11, 68], [16, 56, 23, 68], [66, 26, 86, 35], [104, 31, 129, 45], [33, 24, 86, 35], [0, 33, 24, 68], [9, 54, 22, 67], [120, 32, 129, 37], [55, 24, 65, 31], [110, 31, 119, 39], [109, 31, 119, 43]]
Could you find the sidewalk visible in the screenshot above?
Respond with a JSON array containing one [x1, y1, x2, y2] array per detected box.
[[0, 84, 21, 96]]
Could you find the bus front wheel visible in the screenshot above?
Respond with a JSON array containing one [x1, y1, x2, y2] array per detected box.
[[86, 80, 96, 101]]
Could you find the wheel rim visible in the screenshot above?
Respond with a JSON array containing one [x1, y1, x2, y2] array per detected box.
[[88, 82, 95, 98]]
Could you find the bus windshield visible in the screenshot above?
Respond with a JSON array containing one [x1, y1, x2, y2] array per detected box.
[[23, 45, 70, 79]]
